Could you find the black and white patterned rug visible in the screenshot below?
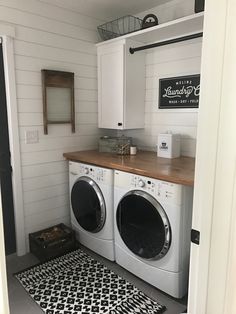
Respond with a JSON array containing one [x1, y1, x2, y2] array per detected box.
[[15, 249, 166, 314]]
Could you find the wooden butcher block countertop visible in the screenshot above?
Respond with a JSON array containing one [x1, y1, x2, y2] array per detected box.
[[63, 150, 195, 186]]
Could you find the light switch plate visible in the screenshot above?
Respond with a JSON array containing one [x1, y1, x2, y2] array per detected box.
[[25, 130, 39, 144]]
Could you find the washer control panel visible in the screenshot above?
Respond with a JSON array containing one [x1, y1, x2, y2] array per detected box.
[[69, 162, 113, 184], [80, 164, 107, 182]]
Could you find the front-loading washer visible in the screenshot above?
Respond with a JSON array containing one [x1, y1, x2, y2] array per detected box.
[[114, 170, 193, 298], [69, 161, 115, 261]]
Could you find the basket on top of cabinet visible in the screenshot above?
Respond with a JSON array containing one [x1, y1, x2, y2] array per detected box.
[[97, 15, 142, 41]]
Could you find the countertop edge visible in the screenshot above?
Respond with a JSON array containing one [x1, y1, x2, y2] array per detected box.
[[63, 151, 195, 186]]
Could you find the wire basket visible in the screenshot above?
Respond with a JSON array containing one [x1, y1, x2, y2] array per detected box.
[[97, 15, 142, 41], [99, 136, 132, 155]]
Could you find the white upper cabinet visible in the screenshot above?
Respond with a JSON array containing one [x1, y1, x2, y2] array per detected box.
[[97, 39, 145, 129]]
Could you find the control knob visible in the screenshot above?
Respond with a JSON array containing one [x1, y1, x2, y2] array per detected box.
[[138, 179, 145, 188], [84, 167, 89, 174]]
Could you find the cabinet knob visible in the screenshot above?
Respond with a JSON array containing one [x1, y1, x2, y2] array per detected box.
[[118, 122, 122, 126]]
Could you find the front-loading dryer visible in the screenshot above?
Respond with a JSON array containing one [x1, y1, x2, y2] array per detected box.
[[69, 161, 114, 261], [114, 170, 193, 298]]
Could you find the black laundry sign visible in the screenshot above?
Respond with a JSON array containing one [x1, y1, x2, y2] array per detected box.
[[159, 74, 200, 109]]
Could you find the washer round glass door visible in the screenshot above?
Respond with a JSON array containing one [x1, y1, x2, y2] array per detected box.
[[116, 190, 171, 260], [71, 177, 106, 233]]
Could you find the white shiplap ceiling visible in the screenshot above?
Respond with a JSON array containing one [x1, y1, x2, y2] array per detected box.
[[39, 0, 171, 21]]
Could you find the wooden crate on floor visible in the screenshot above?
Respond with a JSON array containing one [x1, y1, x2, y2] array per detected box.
[[29, 223, 77, 262]]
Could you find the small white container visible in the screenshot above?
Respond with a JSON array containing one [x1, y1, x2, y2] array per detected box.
[[157, 133, 181, 158], [130, 146, 137, 155]]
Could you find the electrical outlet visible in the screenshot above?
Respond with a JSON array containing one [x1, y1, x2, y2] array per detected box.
[[25, 130, 39, 144]]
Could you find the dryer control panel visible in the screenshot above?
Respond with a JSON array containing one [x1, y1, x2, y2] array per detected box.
[[115, 170, 182, 205], [131, 175, 156, 193]]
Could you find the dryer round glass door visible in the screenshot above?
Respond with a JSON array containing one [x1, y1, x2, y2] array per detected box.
[[116, 190, 171, 260], [71, 177, 106, 233]]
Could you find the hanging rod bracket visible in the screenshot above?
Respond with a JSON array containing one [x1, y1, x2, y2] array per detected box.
[[129, 32, 203, 54]]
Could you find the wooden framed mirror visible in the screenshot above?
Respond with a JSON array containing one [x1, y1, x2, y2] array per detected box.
[[42, 69, 75, 134]]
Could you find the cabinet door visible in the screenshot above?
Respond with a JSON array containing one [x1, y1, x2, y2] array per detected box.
[[98, 44, 124, 129]]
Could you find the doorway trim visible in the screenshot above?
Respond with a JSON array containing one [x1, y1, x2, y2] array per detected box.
[[1, 26, 26, 256], [187, 0, 234, 313], [0, 189, 10, 313]]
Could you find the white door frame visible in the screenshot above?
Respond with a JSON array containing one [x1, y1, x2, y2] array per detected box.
[[0, 25, 26, 256], [0, 190, 9, 314], [204, 0, 236, 312], [188, 0, 236, 313]]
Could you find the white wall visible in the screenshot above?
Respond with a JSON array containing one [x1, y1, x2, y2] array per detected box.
[[137, 0, 195, 23], [123, 38, 202, 157], [121, 0, 201, 157], [0, 0, 103, 249]]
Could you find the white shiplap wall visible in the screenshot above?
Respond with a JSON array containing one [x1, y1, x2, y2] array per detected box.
[[122, 0, 202, 157], [0, 0, 103, 249]]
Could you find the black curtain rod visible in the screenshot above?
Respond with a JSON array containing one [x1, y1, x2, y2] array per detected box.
[[129, 32, 203, 54]]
